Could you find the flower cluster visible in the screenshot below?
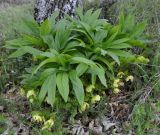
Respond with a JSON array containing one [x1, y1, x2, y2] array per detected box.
[[136, 56, 149, 64], [26, 90, 37, 103], [113, 72, 134, 94], [32, 112, 55, 130]]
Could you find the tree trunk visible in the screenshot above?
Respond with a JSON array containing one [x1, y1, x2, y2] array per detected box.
[[34, 0, 83, 24], [34, 0, 117, 24]]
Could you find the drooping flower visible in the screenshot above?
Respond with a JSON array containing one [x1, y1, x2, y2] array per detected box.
[[19, 88, 25, 96], [80, 102, 90, 112], [117, 72, 125, 78], [26, 90, 36, 99], [91, 95, 101, 103], [126, 75, 134, 82], [137, 56, 149, 63], [32, 114, 45, 123], [42, 119, 54, 130], [113, 88, 120, 94], [86, 84, 95, 93], [113, 79, 120, 88]]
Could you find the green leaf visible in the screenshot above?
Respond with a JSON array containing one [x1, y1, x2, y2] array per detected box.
[[91, 9, 101, 20], [119, 12, 125, 31], [69, 71, 84, 105], [101, 49, 120, 65], [124, 14, 135, 32], [47, 74, 56, 107], [112, 38, 130, 45], [76, 63, 88, 77], [71, 57, 96, 66], [131, 21, 147, 38], [23, 34, 44, 46], [39, 73, 56, 106], [5, 38, 31, 49], [106, 28, 119, 43], [9, 46, 42, 58], [24, 46, 43, 56], [108, 50, 133, 57], [9, 48, 27, 58], [40, 68, 56, 81], [76, 6, 84, 20], [96, 57, 114, 75], [88, 65, 107, 87], [40, 19, 51, 36], [56, 72, 69, 102], [19, 16, 39, 36], [129, 40, 145, 48], [49, 10, 59, 28], [34, 57, 57, 74], [42, 35, 54, 48], [106, 43, 132, 49]]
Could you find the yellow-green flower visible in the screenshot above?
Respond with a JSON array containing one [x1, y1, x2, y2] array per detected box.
[[137, 56, 149, 63], [113, 79, 120, 88], [32, 114, 45, 123], [80, 102, 90, 112], [42, 119, 54, 130], [86, 84, 95, 93], [119, 82, 124, 87], [117, 72, 125, 78], [91, 95, 101, 103], [126, 75, 134, 82], [29, 98, 34, 103], [26, 90, 36, 99], [113, 88, 120, 94], [19, 88, 25, 96]]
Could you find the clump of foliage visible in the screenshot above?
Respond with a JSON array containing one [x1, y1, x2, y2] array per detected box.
[[109, 0, 160, 134], [5, 7, 147, 130], [0, 1, 34, 91]]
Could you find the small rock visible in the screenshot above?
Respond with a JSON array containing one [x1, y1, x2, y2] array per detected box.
[[0, 106, 4, 111]]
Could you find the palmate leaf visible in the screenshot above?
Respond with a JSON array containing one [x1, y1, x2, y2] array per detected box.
[[56, 72, 69, 102], [69, 70, 84, 105], [39, 73, 56, 107]]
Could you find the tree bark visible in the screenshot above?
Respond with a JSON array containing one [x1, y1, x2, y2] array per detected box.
[[34, 0, 83, 24], [34, 0, 117, 24]]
